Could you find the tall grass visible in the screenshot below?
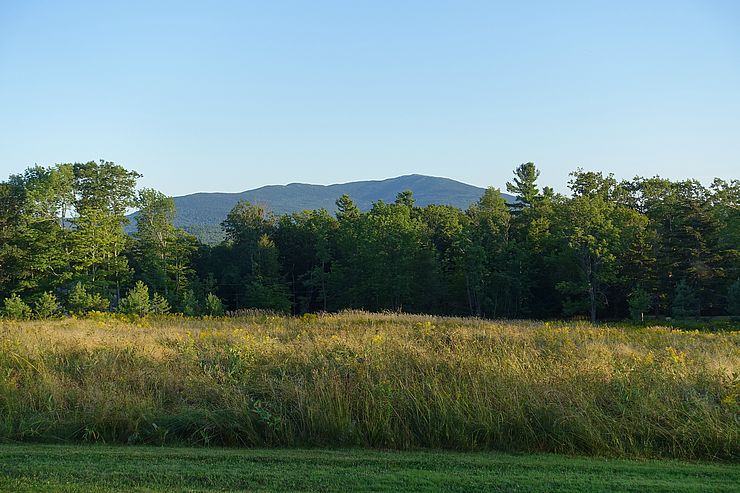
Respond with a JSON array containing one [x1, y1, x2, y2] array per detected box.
[[0, 312, 737, 459]]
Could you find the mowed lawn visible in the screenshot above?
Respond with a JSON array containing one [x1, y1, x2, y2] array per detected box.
[[0, 444, 738, 493]]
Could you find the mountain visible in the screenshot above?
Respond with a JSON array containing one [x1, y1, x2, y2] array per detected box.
[[129, 175, 513, 243]]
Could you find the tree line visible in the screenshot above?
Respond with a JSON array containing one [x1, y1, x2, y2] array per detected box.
[[1, 160, 738, 321]]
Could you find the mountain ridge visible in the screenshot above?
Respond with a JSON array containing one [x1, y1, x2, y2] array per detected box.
[[129, 174, 514, 243]]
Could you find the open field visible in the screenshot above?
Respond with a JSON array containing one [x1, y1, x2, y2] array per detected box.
[[1, 444, 739, 493], [0, 312, 738, 460]]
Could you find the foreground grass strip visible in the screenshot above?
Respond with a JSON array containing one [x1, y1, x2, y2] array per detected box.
[[1, 444, 739, 493]]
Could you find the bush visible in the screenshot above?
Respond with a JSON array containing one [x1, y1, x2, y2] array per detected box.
[[672, 280, 700, 318], [627, 288, 650, 321], [34, 292, 61, 319], [68, 282, 110, 315], [2, 294, 32, 320], [204, 293, 225, 316], [179, 289, 199, 316], [118, 281, 151, 316], [150, 293, 171, 315]]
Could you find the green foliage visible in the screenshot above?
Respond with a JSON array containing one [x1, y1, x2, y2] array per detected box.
[[204, 293, 225, 316], [67, 282, 109, 315], [34, 292, 61, 319], [335, 193, 360, 221], [2, 161, 738, 321], [462, 188, 513, 317], [2, 294, 32, 320], [70, 161, 140, 297], [672, 280, 700, 318], [171, 175, 497, 238], [627, 288, 650, 321], [117, 281, 151, 316], [149, 292, 171, 315], [728, 279, 740, 316], [133, 189, 196, 299], [179, 289, 199, 316], [506, 161, 540, 208]]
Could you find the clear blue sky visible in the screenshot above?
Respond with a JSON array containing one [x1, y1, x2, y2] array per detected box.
[[1, 0, 738, 196]]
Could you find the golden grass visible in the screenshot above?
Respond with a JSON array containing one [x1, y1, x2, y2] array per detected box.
[[1, 312, 738, 459]]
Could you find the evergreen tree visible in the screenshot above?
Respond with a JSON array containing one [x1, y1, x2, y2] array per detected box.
[[149, 292, 171, 314], [179, 289, 199, 316], [2, 294, 32, 320], [335, 194, 360, 221], [506, 162, 540, 209], [246, 235, 291, 312], [118, 281, 151, 316], [463, 188, 513, 317], [34, 292, 61, 319], [67, 282, 109, 314], [672, 280, 700, 318], [205, 293, 225, 316], [726, 279, 740, 316], [627, 288, 650, 321]]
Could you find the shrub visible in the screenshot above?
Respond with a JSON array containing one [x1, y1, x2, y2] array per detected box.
[[34, 292, 61, 319], [2, 294, 32, 320], [672, 280, 700, 318], [88, 293, 110, 312], [149, 293, 171, 315], [179, 289, 199, 316], [68, 282, 110, 315], [204, 293, 225, 316], [627, 288, 650, 321], [118, 281, 151, 316]]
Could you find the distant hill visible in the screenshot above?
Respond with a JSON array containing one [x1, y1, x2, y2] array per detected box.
[[128, 175, 513, 244]]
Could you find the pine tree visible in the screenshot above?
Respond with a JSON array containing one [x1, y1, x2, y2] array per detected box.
[[672, 280, 700, 318], [205, 293, 225, 316], [179, 289, 199, 316], [3, 294, 32, 320], [67, 282, 109, 315], [627, 288, 650, 321], [727, 279, 740, 316], [149, 292, 171, 314], [118, 281, 151, 316], [34, 292, 61, 319], [335, 194, 360, 221], [506, 162, 540, 209]]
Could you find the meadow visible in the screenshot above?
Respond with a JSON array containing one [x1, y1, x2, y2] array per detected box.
[[0, 312, 738, 460]]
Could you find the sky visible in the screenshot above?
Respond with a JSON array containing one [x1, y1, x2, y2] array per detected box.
[[1, 0, 739, 196]]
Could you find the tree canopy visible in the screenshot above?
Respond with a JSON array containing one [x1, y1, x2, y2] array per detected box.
[[2, 160, 738, 321]]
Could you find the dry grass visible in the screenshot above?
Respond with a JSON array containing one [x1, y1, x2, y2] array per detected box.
[[1, 311, 738, 460]]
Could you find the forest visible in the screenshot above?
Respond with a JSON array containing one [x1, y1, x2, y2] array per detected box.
[[1, 160, 738, 322]]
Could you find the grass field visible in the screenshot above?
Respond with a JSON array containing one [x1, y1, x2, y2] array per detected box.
[[1, 444, 739, 492], [0, 312, 738, 460]]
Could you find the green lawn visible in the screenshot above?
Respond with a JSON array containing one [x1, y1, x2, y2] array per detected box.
[[0, 445, 737, 492]]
